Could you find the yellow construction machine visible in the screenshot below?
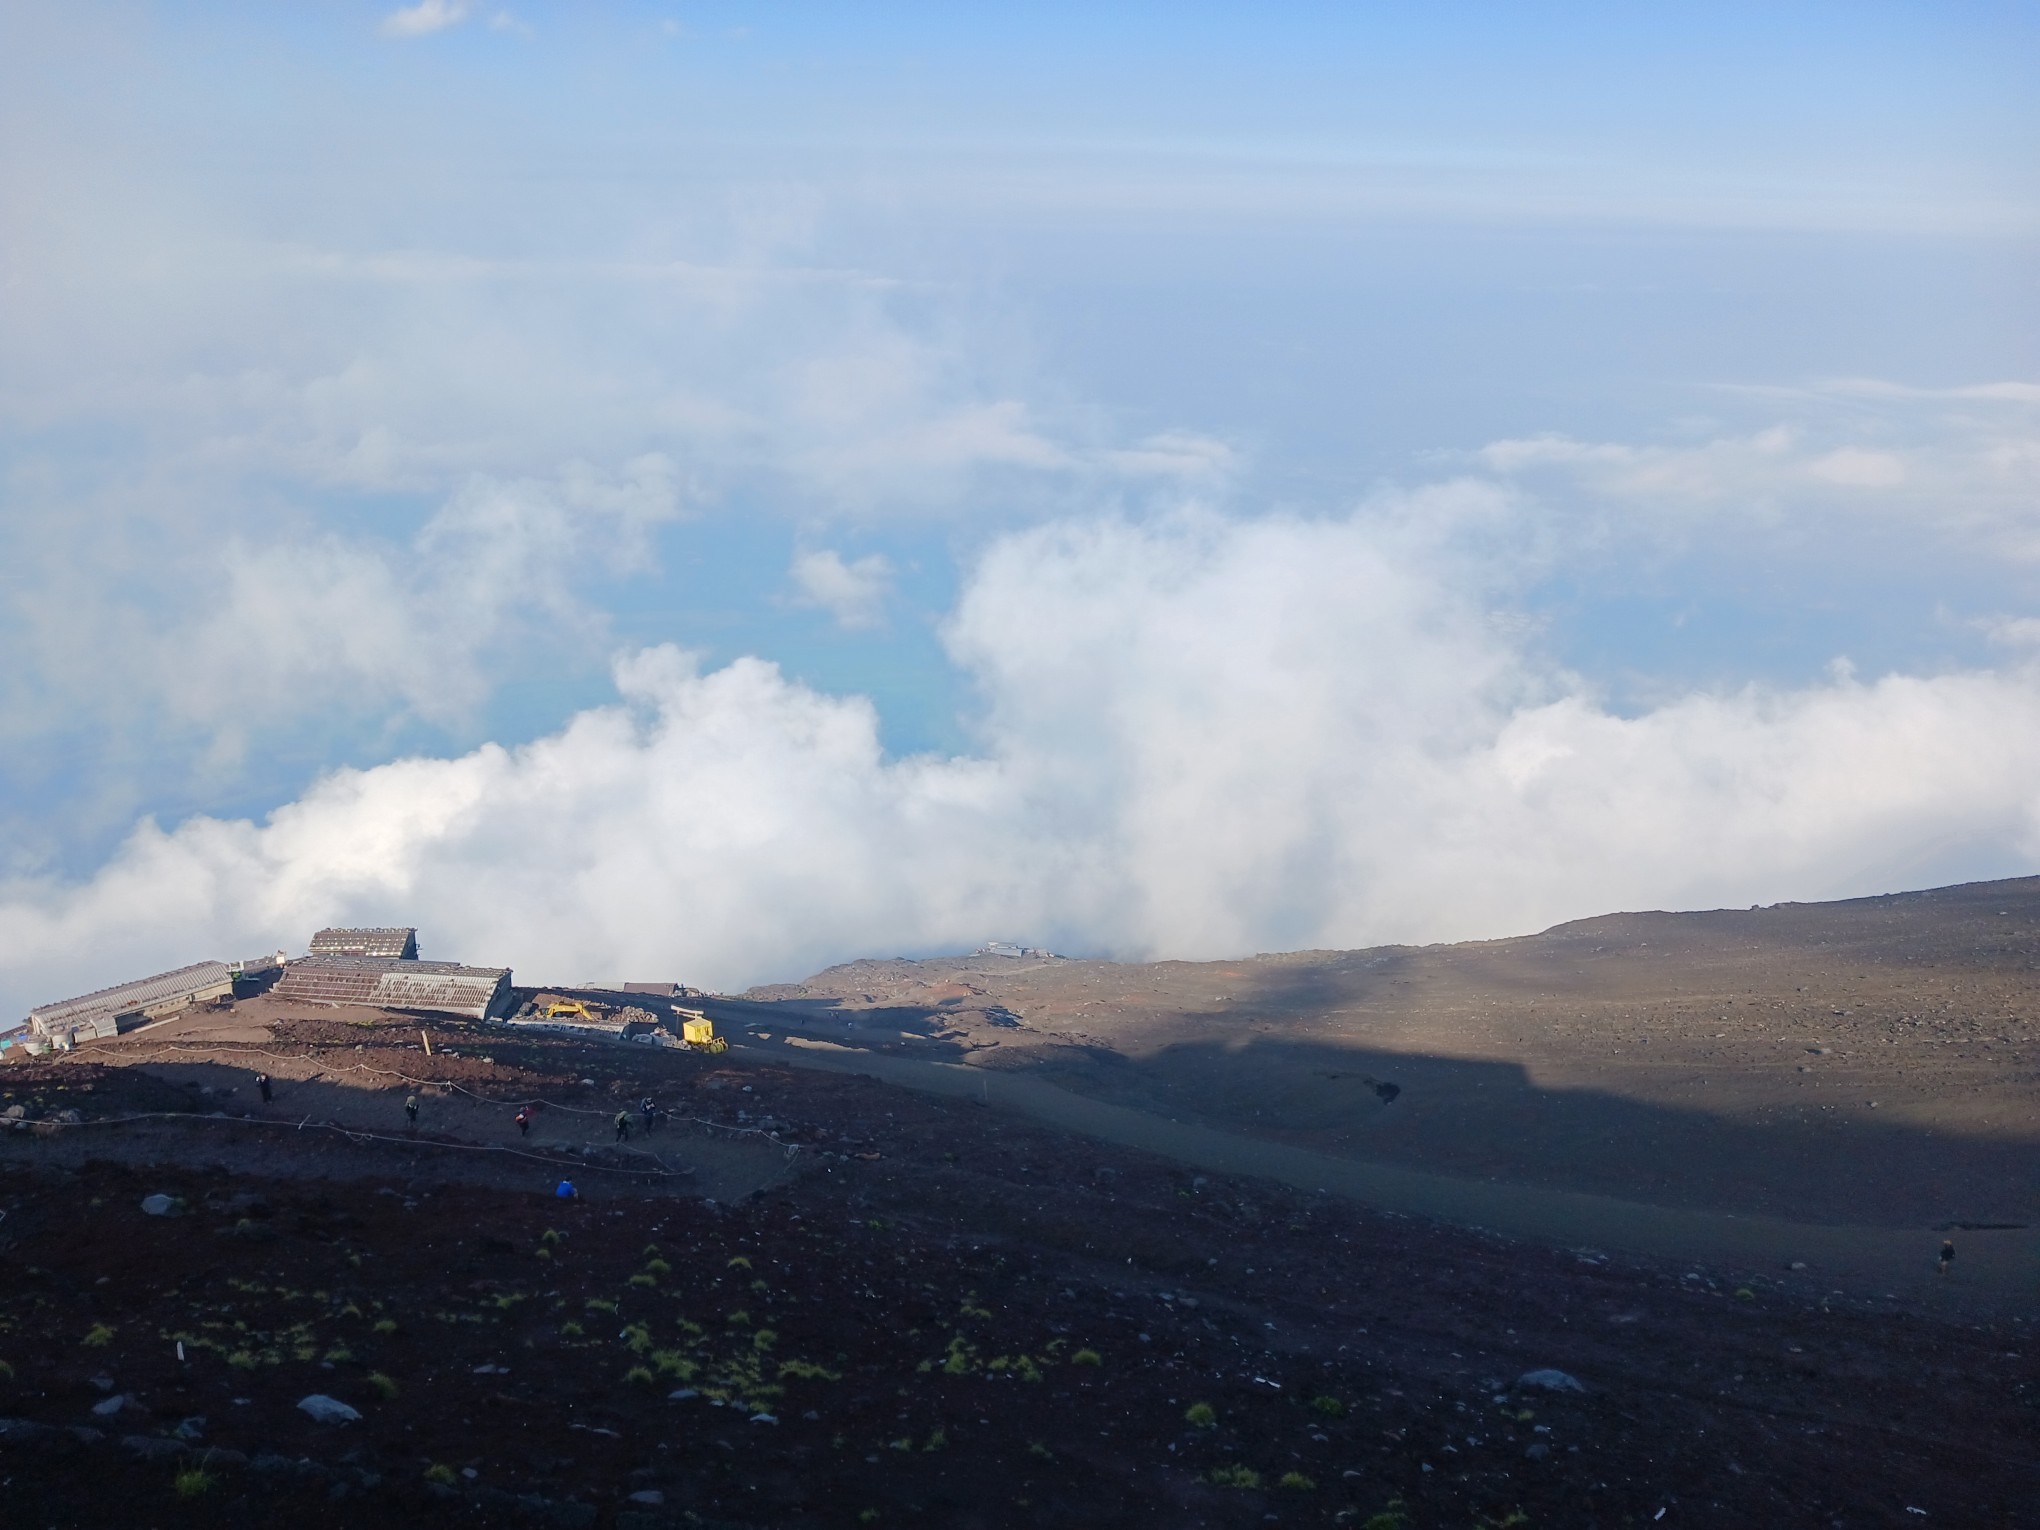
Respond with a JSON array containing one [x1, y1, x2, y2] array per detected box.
[[677, 1010, 729, 1054], [537, 999, 600, 1022]]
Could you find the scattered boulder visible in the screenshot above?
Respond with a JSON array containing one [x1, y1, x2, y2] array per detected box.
[[89, 1395, 128, 1417], [296, 1394, 362, 1425], [139, 1194, 182, 1217], [121, 1434, 185, 1462], [1517, 1369, 1587, 1394]]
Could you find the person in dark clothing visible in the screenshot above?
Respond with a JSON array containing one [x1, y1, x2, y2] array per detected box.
[[405, 1094, 420, 1127], [614, 1110, 632, 1143], [1939, 1239, 1956, 1276], [514, 1108, 531, 1138], [255, 1073, 272, 1103], [639, 1096, 658, 1135]]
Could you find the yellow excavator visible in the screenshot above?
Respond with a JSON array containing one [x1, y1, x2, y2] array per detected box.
[[537, 999, 599, 1022]]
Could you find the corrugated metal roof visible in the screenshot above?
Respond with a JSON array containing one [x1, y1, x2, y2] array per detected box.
[[273, 955, 510, 1019], [309, 927, 419, 959], [29, 961, 234, 1028]]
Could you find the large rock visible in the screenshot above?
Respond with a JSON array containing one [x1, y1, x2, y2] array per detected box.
[[296, 1394, 362, 1424], [1517, 1368, 1587, 1394]]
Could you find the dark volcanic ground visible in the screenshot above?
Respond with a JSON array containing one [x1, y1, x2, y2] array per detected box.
[[739, 876, 2040, 1230], [2, 1018, 2037, 1527]]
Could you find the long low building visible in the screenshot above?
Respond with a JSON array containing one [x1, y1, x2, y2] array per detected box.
[[28, 960, 236, 1042], [271, 956, 512, 1020], [310, 926, 419, 959]]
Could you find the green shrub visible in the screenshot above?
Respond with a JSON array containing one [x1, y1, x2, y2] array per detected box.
[[625, 1365, 655, 1386], [644, 1258, 671, 1276], [424, 1463, 457, 1486], [778, 1359, 842, 1381], [628, 1273, 657, 1288], [372, 1318, 398, 1335], [1279, 1471, 1315, 1490], [1071, 1348, 1101, 1367], [81, 1324, 115, 1349], [1208, 1464, 1262, 1489], [1184, 1402, 1217, 1428], [560, 1320, 584, 1338], [366, 1372, 399, 1400], [1310, 1394, 1346, 1417], [173, 1467, 214, 1499]]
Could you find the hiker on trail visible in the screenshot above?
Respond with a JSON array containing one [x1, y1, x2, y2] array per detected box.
[[514, 1108, 531, 1138], [405, 1094, 420, 1127], [614, 1109, 632, 1143], [1939, 1239, 1956, 1277], [639, 1096, 658, 1135], [255, 1073, 272, 1104]]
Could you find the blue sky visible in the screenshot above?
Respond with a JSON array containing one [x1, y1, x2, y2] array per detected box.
[[1, 2, 2036, 1008]]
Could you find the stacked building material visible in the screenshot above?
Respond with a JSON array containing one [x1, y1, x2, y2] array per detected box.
[[272, 956, 510, 1020], [309, 927, 420, 960], [27, 961, 236, 1043]]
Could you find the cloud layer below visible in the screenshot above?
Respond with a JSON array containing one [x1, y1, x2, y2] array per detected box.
[[8, 501, 2039, 1013]]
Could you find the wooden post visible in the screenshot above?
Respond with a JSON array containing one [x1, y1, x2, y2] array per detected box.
[[421, 1030, 433, 1056]]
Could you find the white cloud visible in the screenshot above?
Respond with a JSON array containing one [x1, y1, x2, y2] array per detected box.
[[380, 0, 474, 39], [0, 456, 684, 808], [1477, 383, 2040, 555], [789, 549, 895, 630], [9, 503, 2040, 1015]]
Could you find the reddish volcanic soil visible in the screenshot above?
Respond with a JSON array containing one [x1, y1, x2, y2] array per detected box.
[[0, 1007, 2032, 1527]]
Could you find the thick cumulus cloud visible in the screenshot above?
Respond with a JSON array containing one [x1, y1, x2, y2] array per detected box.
[[7, 503, 2040, 1014]]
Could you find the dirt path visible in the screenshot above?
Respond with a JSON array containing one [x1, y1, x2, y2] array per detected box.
[[748, 1034, 2040, 1312]]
